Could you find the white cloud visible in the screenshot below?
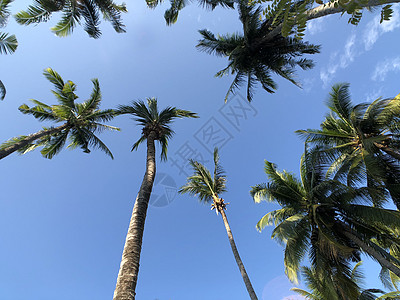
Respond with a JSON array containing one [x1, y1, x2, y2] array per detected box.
[[320, 33, 356, 87], [365, 87, 384, 102], [371, 56, 400, 81], [341, 33, 356, 68], [363, 4, 400, 50], [306, 18, 326, 35]]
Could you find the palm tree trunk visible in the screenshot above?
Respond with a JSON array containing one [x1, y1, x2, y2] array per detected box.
[[218, 207, 258, 300], [113, 131, 157, 300], [306, 0, 400, 21], [0, 124, 68, 160], [342, 226, 400, 277], [266, 0, 400, 40]]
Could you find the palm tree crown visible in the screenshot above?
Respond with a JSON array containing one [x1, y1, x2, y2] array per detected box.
[[297, 83, 400, 208], [117, 98, 198, 159], [197, 1, 320, 102], [0, 68, 119, 159], [15, 0, 127, 38], [251, 148, 400, 285], [179, 147, 227, 203]]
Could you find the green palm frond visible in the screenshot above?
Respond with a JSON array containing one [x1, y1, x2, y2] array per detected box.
[[197, 1, 320, 101], [0, 79, 5, 100], [252, 147, 400, 292], [40, 129, 70, 159], [298, 83, 400, 209], [15, 0, 127, 38], [14, 0, 54, 25], [0, 32, 17, 54], [18, 102, 60, 122], [0, 0, 12, 26], [180, 148, 226, 203], [96, 0, 126, 33], [50, 1, 79, 37], [162, 0, 233, 24], [282, 217, 310, 283]]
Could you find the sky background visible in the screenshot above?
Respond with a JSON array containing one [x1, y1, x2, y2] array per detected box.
[[1, 0, 400, 299]]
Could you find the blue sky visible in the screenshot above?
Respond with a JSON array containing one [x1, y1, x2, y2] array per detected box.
[[1, 0, 400, 299]]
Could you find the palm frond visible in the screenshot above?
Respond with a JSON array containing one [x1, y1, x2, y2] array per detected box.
[[0, 32, 17, 54], [0, 79, 5, 100]]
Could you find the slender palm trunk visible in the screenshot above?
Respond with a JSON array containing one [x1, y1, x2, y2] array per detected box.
[[342, 226, 400, 277], [113, 131, 157, 300], [0, 124, 68, 160], [217, 205, 258, 300]]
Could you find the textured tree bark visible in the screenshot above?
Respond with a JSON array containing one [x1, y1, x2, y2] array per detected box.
[[218, 205, 258, 300], [113, 131, 157, 300], [266, 0, 400, 41], [306, 0, 400, 21], [342, 227, 400, 277], [0, 123, 69, 160]]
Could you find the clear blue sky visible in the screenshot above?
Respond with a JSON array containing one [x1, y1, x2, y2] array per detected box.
[[1, 0, 400, 299]]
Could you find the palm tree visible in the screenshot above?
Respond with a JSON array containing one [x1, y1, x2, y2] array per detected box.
[[250, 148, 400, 284], [297, 83, 400, 209], [179, 148, 258, 300], [14, 0, 127, 38], [113, 98, 197, 300], [197, 0, 320, 102], [0, 68, 119, 160]]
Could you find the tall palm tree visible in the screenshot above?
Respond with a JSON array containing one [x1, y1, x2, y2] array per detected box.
[[297, 83, 400, 208], [15, 0, 127, 38], [179, 148, 258, 300], [197, 0, 320, 102], [0, 68, 119, 160], [250, 148, 400, 284], [113, 98, 197, 300]]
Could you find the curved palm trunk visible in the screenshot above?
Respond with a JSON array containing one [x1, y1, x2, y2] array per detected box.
[[113, 132, 157, 300], [0, 124, 68, 160], [342, 226, 400, 277], [266, 0, 400, 41], [217, 205, 258, 300]]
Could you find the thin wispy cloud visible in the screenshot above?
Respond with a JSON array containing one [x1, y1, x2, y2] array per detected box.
[[320, 33, 356, 87], [371, 56, 400, 81], [306, 18, 326, 35], [363, 4, 400, 50], [319, 5, 400, 87], [365, 87, 384, 102]]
